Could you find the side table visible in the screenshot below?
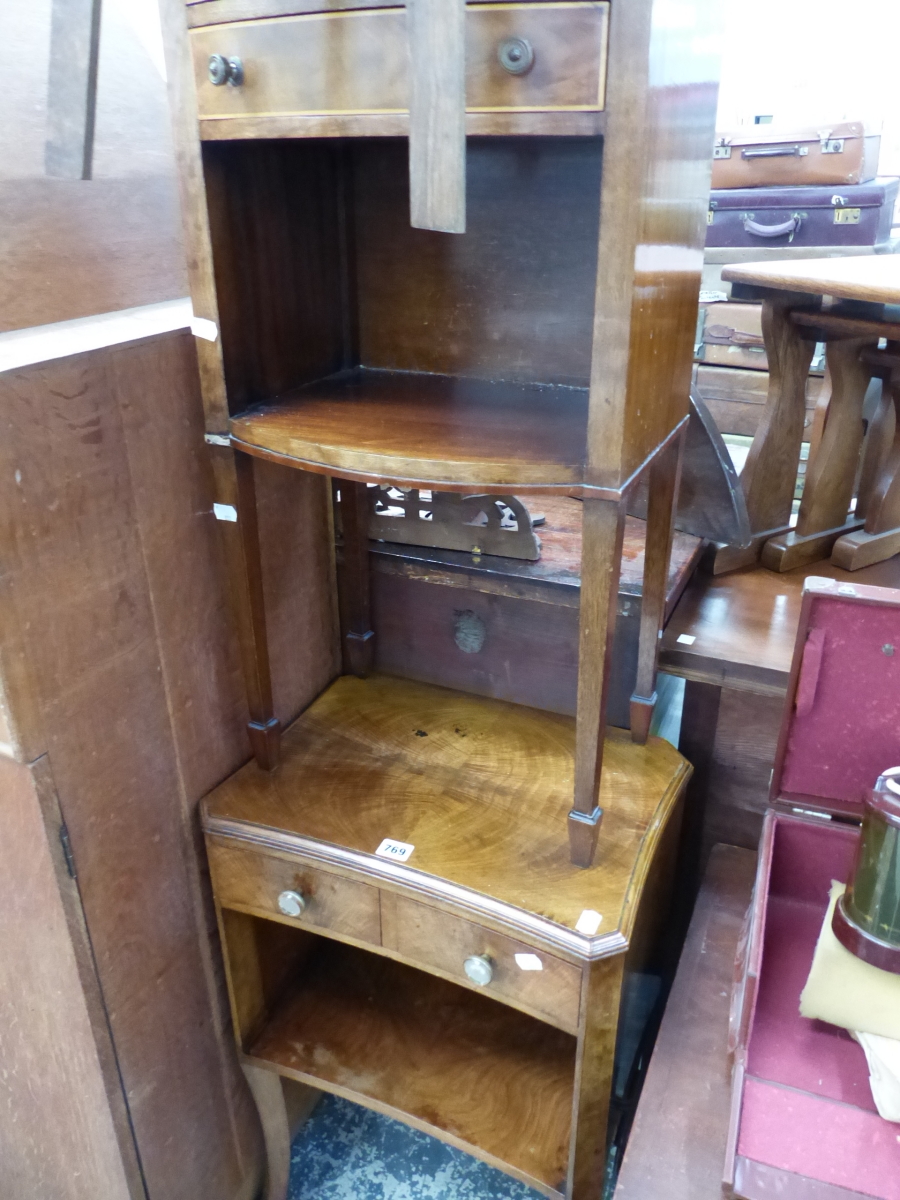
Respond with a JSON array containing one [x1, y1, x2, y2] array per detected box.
[[710, 256, 900, 573]]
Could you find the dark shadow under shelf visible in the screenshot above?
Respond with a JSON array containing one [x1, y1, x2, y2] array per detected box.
[[229, 367, 590, 493], [245, 938, 575, 1197]]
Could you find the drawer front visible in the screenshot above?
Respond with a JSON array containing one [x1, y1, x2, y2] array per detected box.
[[383, 892, 581, 1032], [192, 3, 609, 123], [208, 839, 382, 945]]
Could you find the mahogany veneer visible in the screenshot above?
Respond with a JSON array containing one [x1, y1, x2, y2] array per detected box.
[[231, 368, 590, 492]]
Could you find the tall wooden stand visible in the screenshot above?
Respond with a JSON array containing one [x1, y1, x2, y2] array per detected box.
[[160, 0, 718, 1192]]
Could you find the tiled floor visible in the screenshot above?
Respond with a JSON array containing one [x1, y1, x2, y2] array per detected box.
[[288, 1094, 545, 1200]]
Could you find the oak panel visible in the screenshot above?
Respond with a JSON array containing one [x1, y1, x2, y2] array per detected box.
[[210, 839, 382, 945], [382, 892, 582, 1032], [723, 255, 900, 307], [247, 939, 576, 1196]]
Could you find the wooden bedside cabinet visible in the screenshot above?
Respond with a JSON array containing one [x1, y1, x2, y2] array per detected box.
[[160, 0, 719, 1192]]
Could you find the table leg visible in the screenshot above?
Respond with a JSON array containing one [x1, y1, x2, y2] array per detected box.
[[833, 356, 900, 569], [630, 435, 682, 743], [762, 337, 872, 571], [570, 496, 626, 867], [243, 1064, 291, 1200], [712, 301, 814, 573]]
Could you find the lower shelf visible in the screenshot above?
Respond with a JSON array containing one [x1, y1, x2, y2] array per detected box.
[[246, 938, 576, 1197]]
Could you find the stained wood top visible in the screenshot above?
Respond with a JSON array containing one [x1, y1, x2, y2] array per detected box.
[[660, 555, 900, 694], [202, 673, 690, 958], [230, 368, 592, 493], [248, 939, 573, 1197], [722, 255, 900, 306], [614, 844, 757, 1200]]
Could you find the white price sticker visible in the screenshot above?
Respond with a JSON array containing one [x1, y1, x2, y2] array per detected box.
[[213, 503, 238, 523], [375, 838, 414, 863], [575, 909, 603, 935], [514, 953, 543, 972], [676, 633, 696, 645]]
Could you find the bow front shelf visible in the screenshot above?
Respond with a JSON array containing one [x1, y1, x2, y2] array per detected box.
[[229, 368, 590, 492]]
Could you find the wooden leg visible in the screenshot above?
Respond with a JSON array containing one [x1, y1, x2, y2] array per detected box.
[[762, 337, 872, 572], [566, 955, 625, 1199], [242, 1064, 291, 1200], [630, 435, 682, 744], [212, 448, 280, 769], [339, 481, 375, 676], [711, 301, 814, 572], [570, 497, 626, 868], [833, 360, 900, 569]]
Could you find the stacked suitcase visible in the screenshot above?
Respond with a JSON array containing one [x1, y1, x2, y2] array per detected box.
[[696, 121, 899, 442]]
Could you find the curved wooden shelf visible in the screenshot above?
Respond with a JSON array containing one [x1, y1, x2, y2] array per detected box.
[[246, 939, 574, 1198], [229, 368, 592, 494], [202, 673, 690, 955]]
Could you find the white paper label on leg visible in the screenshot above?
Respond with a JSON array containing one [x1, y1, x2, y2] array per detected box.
[[575, 909, 603, 935], [514, 953, 543, 972], [213, 503, 238, 522], [676, 633, 696, 645], [375, 838, 414, 863], [191, 316, 219, 342]]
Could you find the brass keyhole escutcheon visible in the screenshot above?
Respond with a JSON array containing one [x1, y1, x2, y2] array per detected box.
[[498, 37, 534, 75]]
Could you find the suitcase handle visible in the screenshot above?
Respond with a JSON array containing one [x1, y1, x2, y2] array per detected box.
[[741, 144, 806, 159], [742, 215, 800, 239]]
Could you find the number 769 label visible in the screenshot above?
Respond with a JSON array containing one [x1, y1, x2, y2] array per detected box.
[[375, 838, 415, 863]]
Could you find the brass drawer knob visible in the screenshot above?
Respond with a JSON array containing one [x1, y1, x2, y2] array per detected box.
[[463, 954, 494, 986], [277, 889, 307, 918], [208, 54, 244, 87], [497, 38, 534, 76]]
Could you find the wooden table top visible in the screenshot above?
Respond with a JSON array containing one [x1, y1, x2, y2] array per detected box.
[[722, 254, 900, 305], [614, 844, 758, 1200], [660, 555, 900, 694]]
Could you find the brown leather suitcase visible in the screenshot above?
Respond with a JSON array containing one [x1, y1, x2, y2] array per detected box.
[[711, 121, 880, 189]]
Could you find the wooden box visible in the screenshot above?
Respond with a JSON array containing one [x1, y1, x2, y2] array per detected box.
[[726, 576, 900, 1199], [368, 498, 703, 726]]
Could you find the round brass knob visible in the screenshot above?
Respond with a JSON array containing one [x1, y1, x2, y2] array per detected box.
[[208, 54, 244, 87], [277, 889, 307, 918], [463, 954, 494, 986], [498, 38, 534, 75]]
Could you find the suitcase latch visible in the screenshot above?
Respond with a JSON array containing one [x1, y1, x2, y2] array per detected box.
[[713, 144, 732, 159], [821, 138, 845, 154], [833, 207, 861, 224]]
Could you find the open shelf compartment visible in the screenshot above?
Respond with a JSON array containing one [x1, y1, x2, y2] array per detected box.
[[238, 929, 575, 1197]]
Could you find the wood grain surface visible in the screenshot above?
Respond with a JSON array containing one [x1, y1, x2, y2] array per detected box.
[[0, 755, 137, 1200], [230, 367, 589, 492], [189, 4, 609, 133], [0, 333, 338, 1200], [614, 844, 757, 1200], [246, 939, 576, 1197], [202, 672, 690, 947], [723, 254, 900, 306], [407, 0, 466, 233]]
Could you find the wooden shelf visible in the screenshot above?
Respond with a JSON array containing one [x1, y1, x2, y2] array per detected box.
[[202, 674, 690, 953], [229, 368, 590, 493], [246, 938, 575, 1197]]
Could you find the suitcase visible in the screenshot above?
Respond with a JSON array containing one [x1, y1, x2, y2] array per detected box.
[[726, 576, 900, 1199], [706, 179, 900, 249], [694, 363, 823, 439], [696, 301, 767, 371], [712, 122, 880, 189]]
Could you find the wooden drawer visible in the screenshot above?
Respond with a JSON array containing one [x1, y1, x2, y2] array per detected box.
[[208, 838, 382, 946], [191, 3, 609, 127], [382, 892, 582, 1032]]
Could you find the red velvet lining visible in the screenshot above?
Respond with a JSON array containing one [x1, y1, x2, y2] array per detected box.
[[740, 815, 900, 1195], [779, 596, 900, 812]]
